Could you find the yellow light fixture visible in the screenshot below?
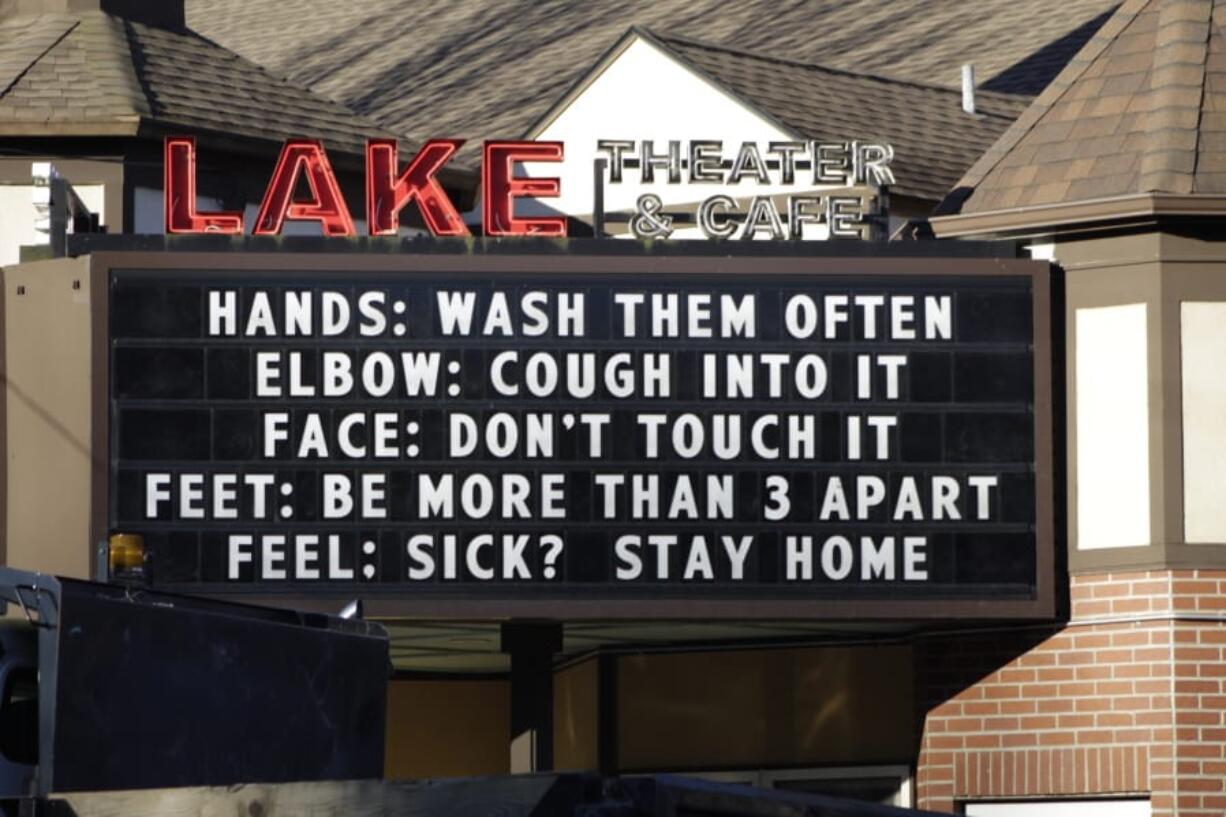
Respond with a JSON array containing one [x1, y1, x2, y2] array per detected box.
[[108, 532, 145, 577]]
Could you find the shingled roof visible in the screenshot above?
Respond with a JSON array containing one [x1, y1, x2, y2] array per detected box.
[[639, 32, 1029, 203], [186, 0, 1120, 166], [937, 0, 1226, 216], [0, 10, 395, 155]]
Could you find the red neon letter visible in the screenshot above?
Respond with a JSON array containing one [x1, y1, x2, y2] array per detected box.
[[482, 141, 565, 237], [253, 140, 356, 237], [164, 137, 243, 234], [367, 139, 469, 236]]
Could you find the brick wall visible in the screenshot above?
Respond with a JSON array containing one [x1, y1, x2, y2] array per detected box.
[[915, 570, 1226, 816]]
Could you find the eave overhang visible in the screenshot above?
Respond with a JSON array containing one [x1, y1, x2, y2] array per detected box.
[[931, 193, 1226, 240]]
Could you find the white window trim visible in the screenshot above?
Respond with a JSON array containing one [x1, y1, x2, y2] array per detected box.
[[962, 796, 1150, 817]]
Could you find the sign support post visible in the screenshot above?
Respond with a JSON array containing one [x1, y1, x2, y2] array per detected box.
[[501, 621, 563, 773]]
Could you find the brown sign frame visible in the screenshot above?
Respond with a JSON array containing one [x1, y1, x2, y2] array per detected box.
[[92, 247, 1055, 622]]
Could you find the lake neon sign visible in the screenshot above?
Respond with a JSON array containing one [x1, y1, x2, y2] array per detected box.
[[163, 136, 565, 238]]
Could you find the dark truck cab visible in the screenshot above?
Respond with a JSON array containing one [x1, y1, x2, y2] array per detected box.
[[0, 569, 948, 817], [0, 620, 36, 797], [0, 568, 388, 804]]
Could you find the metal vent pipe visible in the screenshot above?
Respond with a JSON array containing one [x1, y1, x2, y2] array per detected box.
[[962, 63, 976, 114]]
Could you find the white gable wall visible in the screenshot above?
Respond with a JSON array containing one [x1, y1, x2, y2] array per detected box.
[[526, 36, 853, 237]]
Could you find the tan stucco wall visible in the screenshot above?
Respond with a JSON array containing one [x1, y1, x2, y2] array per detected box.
[[3, 255, 99, 578], [554, 658, 599, 771], [384, 677, 510, 780], [1060, 231, 1226, 572]]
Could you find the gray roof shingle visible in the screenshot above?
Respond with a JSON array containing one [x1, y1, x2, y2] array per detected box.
[[2, 1, 1142, 208], [185, 0, 1121, 170], [649, 33, 1030, 202], [938, 0, 1226, 215], [0, 11, 396, 155], [0, 15, 77, 99]]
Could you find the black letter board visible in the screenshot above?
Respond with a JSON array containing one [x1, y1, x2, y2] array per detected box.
[[106, 252, 1053, 620]]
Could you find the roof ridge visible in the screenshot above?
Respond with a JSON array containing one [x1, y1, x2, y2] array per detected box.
[[119, 15, 163, 119], [0, 16, 80, 100], [84, 12, 151, 118], [1191, 2, 1226, 189], [1140, 0, 1212, 193], [645, 27, 1030, 105]]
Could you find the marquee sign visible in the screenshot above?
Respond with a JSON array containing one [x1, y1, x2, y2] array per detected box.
[[164, 136, 893, 242], [106, 251, 1052, 618]]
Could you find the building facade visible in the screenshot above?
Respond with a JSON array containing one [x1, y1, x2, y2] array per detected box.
[[3, 1, 1226, 815]]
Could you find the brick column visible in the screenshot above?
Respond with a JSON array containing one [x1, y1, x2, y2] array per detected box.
[[915, 571, 1226, 814]]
